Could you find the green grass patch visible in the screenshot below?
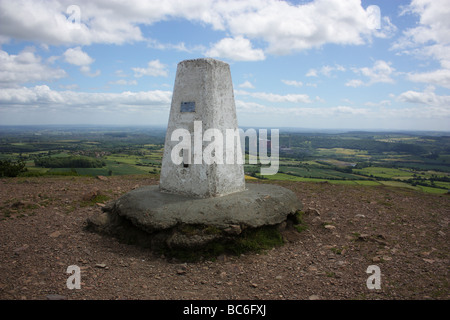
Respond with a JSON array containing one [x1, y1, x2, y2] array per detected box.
[[291, 210, 308, 233], [231, 226, 284, 254], [416, 186, 449, 194], [353, 167, 416, 179], [80, 194, 111, 207], [354, 180, 381, 186], [162, 225, 285, 262], [258, 172, 327, 182], [380, 181, 419, 190]]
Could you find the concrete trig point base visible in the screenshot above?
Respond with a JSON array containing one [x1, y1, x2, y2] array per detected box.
[[87, 58, 302, 254], [87, 183, 301, 250]]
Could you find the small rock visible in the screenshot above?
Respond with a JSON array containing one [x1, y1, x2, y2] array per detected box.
[[308, 266, 318, 272], [355, 214, 366, 218], [372, 256, 381, 263], [305, 208, 321, 216], [177, 269, 187, 275], [95, 263, 107, 268], [275, 275, 283, 280], [224, 225, 241, 235], [49, 231, 61, 238], [309, 295, 320, 300], [96, 175, 108, 181], [357, 233, 370, 241], [324, 224, 336, 230], [13, 244, 29, 254]]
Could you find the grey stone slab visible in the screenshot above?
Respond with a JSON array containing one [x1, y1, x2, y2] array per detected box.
[[107, 184, 300, 231], [87, 183, 302, 249]]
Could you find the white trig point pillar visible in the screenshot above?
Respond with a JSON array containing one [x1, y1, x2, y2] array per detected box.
[[159, 58, 246, 198]]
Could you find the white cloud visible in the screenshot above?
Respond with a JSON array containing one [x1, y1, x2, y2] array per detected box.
[[0, 85, 65, 104], [132, 60, 168, 77], [315, 96, 325, 103], [393, 0, 450, 89], [398, 0, 450, 47], [371, 16, 398, 39], [0, 49, 66, 87], [397, 86, 450, 110], [235, 90, 311, 103], [108, 79, 138, 86], [306, 64, 345, 78], [63, 46, 100, 77], [0, 0, 145, 46], [282, 80, 303, 87], [345, 79, 364, 88], [331, 106, 370, 115], [0, 85, 172, 110], [347, 60, 395, 87], [364, 100, 391, 107], [0, 0, 389, 56], [223, 0, 386, 55], [147, 39, 206, 54], [236, 100, 369, 117], [235, 97, 449, 130], [0, 85, 173, 124], [80, 65, 100, 77], [63, 47, 94, 66], [239, 81, 255, 89], [59, 84, 79, 90], [407, 69, 450, 89], [306, 69, 318, 77], [206, 36, 265, 61], [321, 65, 346, 77]]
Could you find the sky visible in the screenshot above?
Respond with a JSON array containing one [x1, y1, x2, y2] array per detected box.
[[0, 0, 449, 131]]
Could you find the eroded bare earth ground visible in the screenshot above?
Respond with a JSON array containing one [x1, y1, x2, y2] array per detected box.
[[0, 175, 448, 300]]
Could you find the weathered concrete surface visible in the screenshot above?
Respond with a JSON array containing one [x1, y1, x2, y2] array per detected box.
[[87, 184, 302, 249], [159, 58, 245, 198]]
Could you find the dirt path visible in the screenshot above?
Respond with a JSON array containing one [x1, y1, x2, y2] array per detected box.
[[0, 176, 448, 300]]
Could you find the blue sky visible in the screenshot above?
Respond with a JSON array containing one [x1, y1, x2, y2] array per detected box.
[[0, 0, 449, 131]]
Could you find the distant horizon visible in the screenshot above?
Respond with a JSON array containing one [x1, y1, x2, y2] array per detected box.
[[0, 123, 449, 135]]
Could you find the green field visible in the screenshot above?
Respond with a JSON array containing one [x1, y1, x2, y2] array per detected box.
[[280, 166, 361, 180], [353, 167, 416, 180], [1, 126, 449, 194]]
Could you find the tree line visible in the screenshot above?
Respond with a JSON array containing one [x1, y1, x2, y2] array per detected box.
[[34, 156, 105, 168], [0, 160, 27, 177]]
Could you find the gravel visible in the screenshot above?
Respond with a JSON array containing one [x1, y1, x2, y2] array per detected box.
[[0, 175, 448, 300]]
